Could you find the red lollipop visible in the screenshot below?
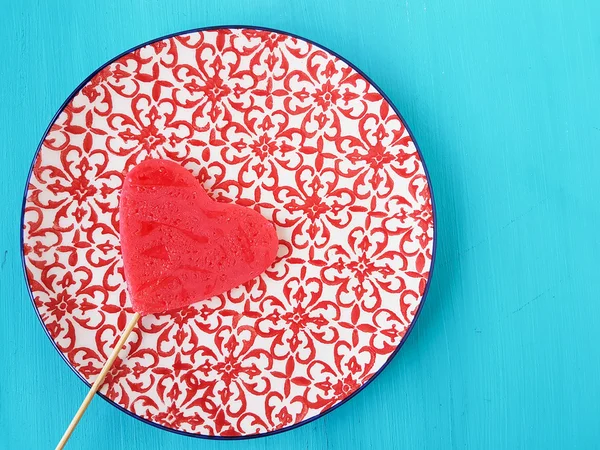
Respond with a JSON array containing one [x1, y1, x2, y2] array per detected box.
[[119, 159, 278, 315], [57, 159, 278, 449]]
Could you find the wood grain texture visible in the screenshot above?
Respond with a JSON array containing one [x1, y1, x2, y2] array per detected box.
[[1, 0, 599, 448]]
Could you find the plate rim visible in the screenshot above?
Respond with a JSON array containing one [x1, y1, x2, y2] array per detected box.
[[20, 24, 438, 440]]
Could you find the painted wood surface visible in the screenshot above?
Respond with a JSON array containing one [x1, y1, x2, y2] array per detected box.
[[1, 0, 599, 448]]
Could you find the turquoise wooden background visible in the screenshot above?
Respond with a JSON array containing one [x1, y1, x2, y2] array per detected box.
[[1, 0, 599, 448]]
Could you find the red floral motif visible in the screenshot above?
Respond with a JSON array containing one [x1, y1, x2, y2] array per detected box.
[[29, 147, 123, 228], [337, 113, 419, 199], [45, 290, 79, 320], [107, 94, 194, 168], [302, 359, 368, 412], [22, 28, 433, 437], [256, 276, 340, 363], [319, 227, 407, 312], [218, 110, 305, 190], [273, 166, 356, 248]]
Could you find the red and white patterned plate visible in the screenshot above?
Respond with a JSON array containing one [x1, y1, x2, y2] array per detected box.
[[22, 26, 435, 438]]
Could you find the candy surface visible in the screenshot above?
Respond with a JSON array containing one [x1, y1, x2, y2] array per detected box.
[[119, 159, 279, 315]]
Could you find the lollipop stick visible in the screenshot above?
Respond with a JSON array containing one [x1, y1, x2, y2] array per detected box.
[[56, 312, 141, 450]]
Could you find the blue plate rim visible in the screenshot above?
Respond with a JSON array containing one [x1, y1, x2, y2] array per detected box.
[[20, 24, 438, 440]]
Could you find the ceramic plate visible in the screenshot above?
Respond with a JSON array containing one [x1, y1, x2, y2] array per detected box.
[[22, 26, 435, 438]]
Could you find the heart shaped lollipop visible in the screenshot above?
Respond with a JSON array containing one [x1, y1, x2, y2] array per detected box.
[[119, 158, 279, 315], [57, 159, 278, 448]]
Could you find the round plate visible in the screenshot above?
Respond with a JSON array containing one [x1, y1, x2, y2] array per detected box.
[[22, 26, 435, 438]]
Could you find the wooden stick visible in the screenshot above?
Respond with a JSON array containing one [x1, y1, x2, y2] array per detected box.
[[56, 312, 141, 450]]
